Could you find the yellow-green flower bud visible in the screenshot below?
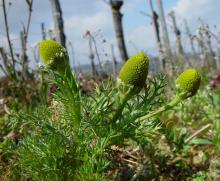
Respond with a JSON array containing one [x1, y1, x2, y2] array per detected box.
[[39, 39, 70, 75], [118, 52, 149, 88], [175, 68, 201, 99]]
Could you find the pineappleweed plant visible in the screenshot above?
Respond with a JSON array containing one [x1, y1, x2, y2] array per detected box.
[[4, 39, 201, 180]]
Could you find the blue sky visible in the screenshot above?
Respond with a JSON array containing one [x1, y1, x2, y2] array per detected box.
[[0, 0, 220, 69]]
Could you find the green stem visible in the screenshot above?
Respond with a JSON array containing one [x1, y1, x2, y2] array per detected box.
[[58, 64, 81, 131], [67, 67, 81, 130], [137, 95, 182, 122], [112, 90, 133, 123]]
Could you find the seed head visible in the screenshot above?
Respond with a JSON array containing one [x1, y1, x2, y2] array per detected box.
[[118, 52, 149, 88], [39, 39, 69, 74], [175, 68, 201, 99]]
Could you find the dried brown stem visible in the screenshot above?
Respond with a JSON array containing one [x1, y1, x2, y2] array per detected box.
[[2, 0, 16, 78]]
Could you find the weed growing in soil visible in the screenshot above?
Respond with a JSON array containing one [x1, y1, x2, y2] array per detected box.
[[2, 40, 215, 181]]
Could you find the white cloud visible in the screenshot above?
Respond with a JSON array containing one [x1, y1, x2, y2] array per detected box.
[[65, 12, 111, 35], [64, 10, 114, 66], [126, 25, 156, 55], [172, 0, 220, 29]]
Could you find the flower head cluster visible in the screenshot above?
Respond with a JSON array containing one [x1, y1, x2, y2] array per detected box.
[[118, 52, 149, 88], [39, 39, 69, 74], [175, 68, 201, 99]]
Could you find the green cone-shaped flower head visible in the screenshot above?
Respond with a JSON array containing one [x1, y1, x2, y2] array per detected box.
[[175, 68, 201, 99], [118, 52, 149, 88], [39, 39, 70, 74]]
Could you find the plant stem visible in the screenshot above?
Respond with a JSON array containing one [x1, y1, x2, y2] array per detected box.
[[65, 68, 81, 130], [112, 94, 129, 123], [25, 0, 33, 37], [137, 95, 182, 122], [2, 0, 16, 79], [185, 124, 211, 143], [112, 89, 134, 123]]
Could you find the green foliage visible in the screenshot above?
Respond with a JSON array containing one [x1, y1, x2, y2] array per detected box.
[[2, 70, 169, 180], [3, 41, 217, 180]]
